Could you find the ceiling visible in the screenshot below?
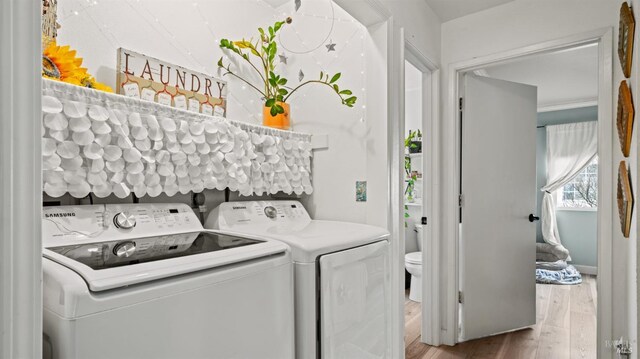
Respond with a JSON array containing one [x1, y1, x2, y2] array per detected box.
[[478, 43, 598, 111], [260, 0, 290, 7], [424, 0, 515, 22]]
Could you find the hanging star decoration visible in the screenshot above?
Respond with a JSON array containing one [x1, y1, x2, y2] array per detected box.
[[295, 0, 301, 11], [298, 69, 304, 82], [326, 40, 336, 52], [279, 52, 288, 64]]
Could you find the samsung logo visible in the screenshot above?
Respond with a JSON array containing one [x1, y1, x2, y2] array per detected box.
[[45, 212, 76, 218], [232, 206, 247, 210]]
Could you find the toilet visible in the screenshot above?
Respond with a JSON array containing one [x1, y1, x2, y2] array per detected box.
[[405, 224, 423, 302]]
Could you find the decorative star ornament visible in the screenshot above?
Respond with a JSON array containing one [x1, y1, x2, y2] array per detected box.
[[279, 52, 288, 64], [325, 40, 336, 52], [295, 0, 301, 11], [298, 70, 304, 82]]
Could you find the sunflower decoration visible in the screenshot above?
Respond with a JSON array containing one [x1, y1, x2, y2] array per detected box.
[[42, 40, 112, 92], [78, 75, 113, 93]]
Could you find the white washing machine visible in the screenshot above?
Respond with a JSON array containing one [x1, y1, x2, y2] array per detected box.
[[206, 200, 392, 358], [42, 203, 294, 359]]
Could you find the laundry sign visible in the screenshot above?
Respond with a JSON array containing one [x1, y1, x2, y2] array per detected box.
[[116, 48, 227, 116]]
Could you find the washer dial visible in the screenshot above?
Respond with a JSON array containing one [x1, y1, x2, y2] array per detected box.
[[114, 212, 136, 229], [113, 241, 136, 258], [264, 206, 278, 219]]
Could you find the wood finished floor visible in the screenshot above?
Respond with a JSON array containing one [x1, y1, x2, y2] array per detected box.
[[405, 275, 597, 359]]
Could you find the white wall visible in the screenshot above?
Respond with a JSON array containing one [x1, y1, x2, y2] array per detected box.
[[56, 0, 442, 229], [334, 0, 442, 230], [56, 0, 376, 223], [381, 0, 441, 61], [441, 0, 632, 354], [405, 60, 423, 133]]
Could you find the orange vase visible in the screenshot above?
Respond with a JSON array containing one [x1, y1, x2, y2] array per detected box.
[[263, 101, 291, 130]]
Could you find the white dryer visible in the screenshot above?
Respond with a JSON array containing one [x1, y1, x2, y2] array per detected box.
[[206, 200, 392, 358], [42, 203, 294, 359]]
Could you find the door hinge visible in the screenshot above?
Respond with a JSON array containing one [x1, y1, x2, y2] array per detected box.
[[459, 97, 463, 110], [458, 194, 464, 207], [421, 216, 427, 225], [458, 291, 463, 304]]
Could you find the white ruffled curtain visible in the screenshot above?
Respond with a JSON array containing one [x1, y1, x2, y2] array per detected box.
[[540, 122, 598, 256], [41, 79, 314, 199]]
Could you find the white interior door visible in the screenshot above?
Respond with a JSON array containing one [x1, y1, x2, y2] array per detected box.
[[460, 75, 537, 341]]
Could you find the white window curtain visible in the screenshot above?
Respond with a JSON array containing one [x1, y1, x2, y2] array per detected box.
[[540, 121, 598, 257]]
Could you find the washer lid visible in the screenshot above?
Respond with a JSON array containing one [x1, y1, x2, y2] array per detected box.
[[405, 252, 422, 264], [44, 230, 288, 292], [220, 220, 390, 263]]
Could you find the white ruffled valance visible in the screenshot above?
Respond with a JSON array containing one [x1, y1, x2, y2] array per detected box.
[[41, 79, 313, 198]]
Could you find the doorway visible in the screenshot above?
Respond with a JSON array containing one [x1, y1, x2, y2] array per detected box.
[[455, 43, 599, 357], [400, 35, 441, 355], [444, 29, 612, 358], [403, 58, 425, 350]]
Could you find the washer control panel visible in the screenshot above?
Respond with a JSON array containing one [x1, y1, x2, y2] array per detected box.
[[42, 203, 200, 247]]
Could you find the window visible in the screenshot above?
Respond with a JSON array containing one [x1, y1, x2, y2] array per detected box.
[[557, 157, 598, 209]]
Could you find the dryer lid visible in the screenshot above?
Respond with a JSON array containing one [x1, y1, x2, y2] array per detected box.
[[217, 220, 389, 263], [209, 201, 390, 263]]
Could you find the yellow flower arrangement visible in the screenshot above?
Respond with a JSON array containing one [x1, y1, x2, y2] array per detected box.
[[42, 40, 112, 93], [79, 75, 113, 93]]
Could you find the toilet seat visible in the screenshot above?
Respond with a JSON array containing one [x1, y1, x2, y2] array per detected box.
[[405, 252, 422, 264]]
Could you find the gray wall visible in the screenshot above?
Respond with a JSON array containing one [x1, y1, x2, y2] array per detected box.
[[536, 106, 597, 267]]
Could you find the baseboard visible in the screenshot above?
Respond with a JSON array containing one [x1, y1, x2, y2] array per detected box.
[[573, 264, 598, 275]]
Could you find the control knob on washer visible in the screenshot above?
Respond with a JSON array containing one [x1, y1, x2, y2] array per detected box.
[[264, 206, 278, 219], [113, 241, 136, 258], [114, 212, 136, 229]]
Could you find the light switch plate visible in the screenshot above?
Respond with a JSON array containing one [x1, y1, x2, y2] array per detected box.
[[356, 181, 367, 202]]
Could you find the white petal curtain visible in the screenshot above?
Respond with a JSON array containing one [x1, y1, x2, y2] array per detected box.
[[41, 79, 313, 198], [540, 121, 598, 256]]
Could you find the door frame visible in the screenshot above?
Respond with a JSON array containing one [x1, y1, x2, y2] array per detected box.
[[0, 0, 43, 357], [335, 0, 409, 356], [400, 34, 442, 345], [442, 28, 613, 357]]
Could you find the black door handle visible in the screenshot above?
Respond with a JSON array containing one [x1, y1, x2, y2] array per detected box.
[[529, 214, 540, 222]]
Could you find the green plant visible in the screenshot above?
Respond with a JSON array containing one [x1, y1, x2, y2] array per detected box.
[[404, 204, 410, 228], [217, 19, 357, 116], [405, 156, 416, 200], [405, 129, 422, 151]]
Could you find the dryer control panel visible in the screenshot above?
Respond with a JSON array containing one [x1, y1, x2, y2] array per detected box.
[[43, 203, 201, 247], [207, 201, 311, 230]]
